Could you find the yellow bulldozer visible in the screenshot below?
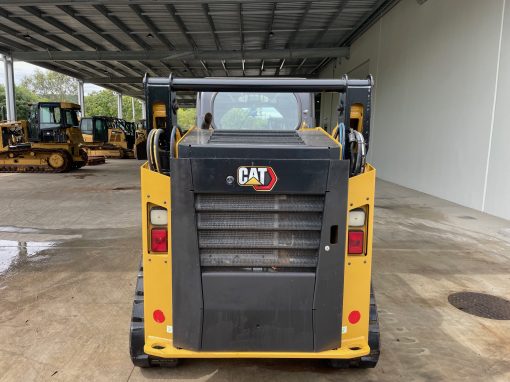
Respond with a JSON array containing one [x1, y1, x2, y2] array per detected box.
[[0, 102, 95, 173], [80, 116, 135, 159], [130, 75, 378, 369]]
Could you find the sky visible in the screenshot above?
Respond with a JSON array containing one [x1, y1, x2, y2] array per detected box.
[[0, 60, 104, 95]]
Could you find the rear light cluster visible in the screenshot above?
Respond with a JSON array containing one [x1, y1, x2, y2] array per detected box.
[[348, 231, 364, 254], [149, 206, 168, 253], [348, 208, 366, 255]]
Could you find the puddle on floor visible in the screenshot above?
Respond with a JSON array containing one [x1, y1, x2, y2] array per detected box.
[[0, 226, 41, 234], [0, 240, 57, 274]]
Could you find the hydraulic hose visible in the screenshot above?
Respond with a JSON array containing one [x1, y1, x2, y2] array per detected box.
[[152, 128, 164, 174], [146, 129, 156, 171], [338, 122, 346, 159], [169, 125, 177, 160], [348, 128, 366, 176]]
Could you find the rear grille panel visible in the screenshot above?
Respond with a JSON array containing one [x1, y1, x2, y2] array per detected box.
[[195, 194, 324, 269], [195, 194, 324, 212]]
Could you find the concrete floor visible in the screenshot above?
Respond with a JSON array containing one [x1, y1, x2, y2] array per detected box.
[[0, 160, 509, 382]]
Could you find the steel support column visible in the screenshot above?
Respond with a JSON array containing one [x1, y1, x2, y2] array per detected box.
[[141, 100, 146, 120], [116, 92, 123, 119], [2, 54, 16, 121], [131, 97, 135, 121], [78, 80, 85, 116]]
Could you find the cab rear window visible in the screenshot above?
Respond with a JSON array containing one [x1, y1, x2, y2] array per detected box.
[[213, 92, 300, 130]]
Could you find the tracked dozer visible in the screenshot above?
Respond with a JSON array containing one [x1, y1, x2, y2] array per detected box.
[[80, 116, 128, 159], [131, 76, 379, 369], [0, 102, 92, 173]]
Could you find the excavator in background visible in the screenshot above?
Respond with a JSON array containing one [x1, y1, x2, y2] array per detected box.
[[80, 116, 135, 159], [0, 102, 101, 173]]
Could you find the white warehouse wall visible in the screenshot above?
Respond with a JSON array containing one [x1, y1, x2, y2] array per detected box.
[[485, 0, 510, 219], [320, 0, 510, 219]]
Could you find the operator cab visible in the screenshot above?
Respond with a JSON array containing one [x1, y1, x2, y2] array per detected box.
[[80, 116, 109, 143], [28, 102, 81, 143]]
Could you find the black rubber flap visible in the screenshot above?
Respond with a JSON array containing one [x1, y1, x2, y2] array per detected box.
[[171, 159, 203, 350], [201, 272, 315, 351], [312, 160, 349, 351]]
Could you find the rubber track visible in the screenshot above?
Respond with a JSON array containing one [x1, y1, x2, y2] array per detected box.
[[0, 148, 73, 173], [129, 264, 179, 368]]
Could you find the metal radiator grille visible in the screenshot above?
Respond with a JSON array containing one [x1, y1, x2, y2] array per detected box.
[[195, 194, 324, 268]]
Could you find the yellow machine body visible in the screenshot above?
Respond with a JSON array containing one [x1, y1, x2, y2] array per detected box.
[[133, 76, 378, 369], [0, 119, 88, 173], [139, 160, 375, 359], [79, 116, 136, 159], [133, 104, 168, 160]]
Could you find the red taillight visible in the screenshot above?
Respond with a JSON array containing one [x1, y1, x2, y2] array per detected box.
[[153, 309, 165, 323], [151, 228, 168, 252], [348, 310, 361, 324], [348, 230, 364, 254]]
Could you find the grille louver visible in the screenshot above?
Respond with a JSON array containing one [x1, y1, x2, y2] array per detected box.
[[195, 194, 324, 268]]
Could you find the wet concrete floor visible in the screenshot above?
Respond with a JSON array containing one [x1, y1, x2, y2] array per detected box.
[[0, 160, 509, 381]]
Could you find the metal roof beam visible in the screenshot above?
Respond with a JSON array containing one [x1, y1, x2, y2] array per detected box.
[[21, 5, 103, 50], [239, 3, 244, 52], [286, 2, 312, 48], [0, 35, 32, 51], [163, 4, 198, 76], [0, 6, 81, 51], [93, 4, 150, 50], [16, 7, 141, 80], [202, 4, 229, 77], [200, 60, 211, 77], [31, 61, 84, 80], [221, 60, 229, 77], [313, 0, 399, 75], [130, 4, 193, 76], [260, 2, 276, 75], [11, 47, 350, 61], [276, 1, 311, 77], [201, 4, 222, 50], [160, 61, 184, 77], [0, 0, 325, 4], [165, 4, 197, 49], [0, 17, 57, 52], [291, 0, 348, 76], [56, 5, 128, 50], [129, 4, 175, 50]]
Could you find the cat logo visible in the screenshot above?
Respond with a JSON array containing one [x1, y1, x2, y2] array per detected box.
[[237, 166, 277, 191]]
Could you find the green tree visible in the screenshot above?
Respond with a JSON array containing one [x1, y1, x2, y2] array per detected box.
[[0, 84, 41, 120], [122, 95, 143, 121], [84, 89, 117, 117], [84, 89, 143, 121], [177, 108, 196, 130], [20, 69, 78, 103]]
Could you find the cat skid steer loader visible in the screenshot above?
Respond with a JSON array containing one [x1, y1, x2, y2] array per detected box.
[[130, 76, 379, 369]]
